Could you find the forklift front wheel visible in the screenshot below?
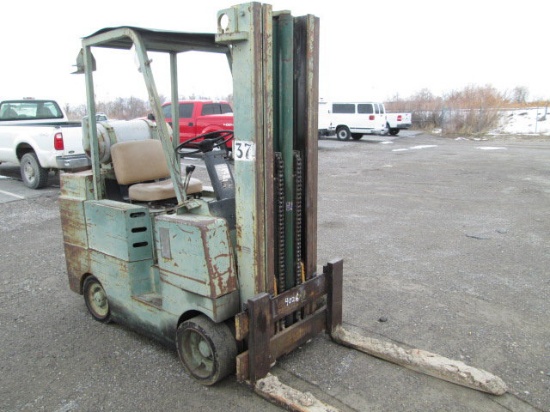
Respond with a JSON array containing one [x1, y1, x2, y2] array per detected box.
[[83, 276, 111, 323], [176, 315, 237, 386]]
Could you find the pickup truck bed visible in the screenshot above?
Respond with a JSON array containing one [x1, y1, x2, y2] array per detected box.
[[386, 112, 412, 135], [0, 100, 89, 188]]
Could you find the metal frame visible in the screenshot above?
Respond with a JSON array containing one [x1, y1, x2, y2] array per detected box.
[[80, 27, 230, 205], [74, 3, 337, 385], [216, 3, 334, 384]]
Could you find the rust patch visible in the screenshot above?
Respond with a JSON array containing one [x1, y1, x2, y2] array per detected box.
[[63, 243, 91, 294], [200, 221, 238, 298], [59, 198, 88, 248]]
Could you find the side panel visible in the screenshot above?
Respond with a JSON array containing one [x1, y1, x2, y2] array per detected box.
[[59, 170, 95, 293], [60, 169, 95, 199], [89, 250, 155, 301], [86, 249, 176, 344], [154, 214, 238, 300], [59, 198, 89, 249], [63, 243, 90, 293], [0, 125, 59, 165], [84, 200, 153, 262]]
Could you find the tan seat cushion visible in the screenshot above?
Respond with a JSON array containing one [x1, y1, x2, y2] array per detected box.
[[129, 177, 202, 202], [111, 139, 203, 202]]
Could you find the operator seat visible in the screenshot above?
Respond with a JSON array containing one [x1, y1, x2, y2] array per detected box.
[[111, 139, 202, 202]]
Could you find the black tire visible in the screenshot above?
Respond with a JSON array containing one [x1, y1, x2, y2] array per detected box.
[[83, 276, 111, 323], [20, 152, 49, 189], [389, 128, 400, 136], [336, 126, 351, 140], [177, 315, 237, 386], [351, 133, 363, 140]]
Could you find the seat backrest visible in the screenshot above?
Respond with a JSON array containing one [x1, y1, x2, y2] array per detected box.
[[111, 139, 170, 185], [37, 107, 54, 118], [1, 108, 18, 119]]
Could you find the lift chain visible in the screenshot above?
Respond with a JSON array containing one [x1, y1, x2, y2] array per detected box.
[[274, 152, 286, 295]]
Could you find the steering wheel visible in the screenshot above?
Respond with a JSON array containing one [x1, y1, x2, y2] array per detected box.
[[176, 130, 234, 156]]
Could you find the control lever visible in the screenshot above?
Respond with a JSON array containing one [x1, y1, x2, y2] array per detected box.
[[183, 165, 195, 195]]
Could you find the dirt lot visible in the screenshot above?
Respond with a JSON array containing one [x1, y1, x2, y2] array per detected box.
[[1, 132, 548, 411]]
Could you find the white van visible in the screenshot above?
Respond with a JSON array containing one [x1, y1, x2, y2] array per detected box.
[[318, 101, 387, 140]]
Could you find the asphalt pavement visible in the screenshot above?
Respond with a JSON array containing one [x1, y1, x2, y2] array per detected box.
[[1, 131, 548, 411]]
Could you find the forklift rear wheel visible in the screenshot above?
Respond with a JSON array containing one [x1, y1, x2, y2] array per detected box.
[[83, 276, 111, 323], [177, 315, 237, 386]]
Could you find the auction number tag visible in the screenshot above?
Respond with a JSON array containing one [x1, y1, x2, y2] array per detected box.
[[234, 141, 256, 161]]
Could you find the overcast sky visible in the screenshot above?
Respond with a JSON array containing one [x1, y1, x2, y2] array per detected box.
[[1, 0, 548, 106]]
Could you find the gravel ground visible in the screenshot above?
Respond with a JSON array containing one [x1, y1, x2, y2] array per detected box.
[[1, 131, 548, 411]]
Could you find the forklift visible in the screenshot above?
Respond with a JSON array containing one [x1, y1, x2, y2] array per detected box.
[[61, 2, 342, 388], [61, 2, 506, 407]]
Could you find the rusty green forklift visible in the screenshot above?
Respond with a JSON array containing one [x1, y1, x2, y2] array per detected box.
[[61, 2, 506, 406], [60, 2, 343, 389]]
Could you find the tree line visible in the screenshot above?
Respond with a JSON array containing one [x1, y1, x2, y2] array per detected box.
[[385, 85, 548, 134]]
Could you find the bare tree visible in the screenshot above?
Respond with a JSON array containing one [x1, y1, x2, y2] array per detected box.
[[511, 86, 529, 105]]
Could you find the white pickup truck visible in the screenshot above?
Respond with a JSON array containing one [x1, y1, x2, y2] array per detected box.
[[0, 99, 90, 188], [318, 101, 411, 139], [386, 112, 412, 136]]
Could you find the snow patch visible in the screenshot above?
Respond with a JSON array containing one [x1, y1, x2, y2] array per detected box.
[[393, 145, 437, 152], [476, 147, 507, 151], [490, 107, 550, 135]]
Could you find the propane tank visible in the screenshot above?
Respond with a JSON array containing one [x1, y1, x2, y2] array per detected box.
[[82, 118, 165, 164]]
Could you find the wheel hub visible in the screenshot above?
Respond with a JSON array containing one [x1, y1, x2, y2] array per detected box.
[[24, 163, 35, 180], [93, 290, 107, 308], [198, 340, 212, 358]]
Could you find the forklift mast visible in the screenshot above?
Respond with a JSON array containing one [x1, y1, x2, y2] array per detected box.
[[217, 3, 320, 306], [215, 4, 343, 384]]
